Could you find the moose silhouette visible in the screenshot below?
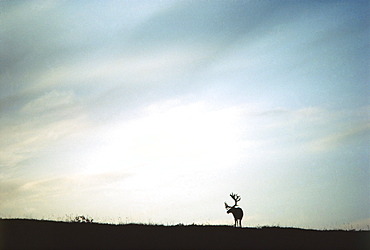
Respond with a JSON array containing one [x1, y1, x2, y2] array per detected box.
[[225, 193, 243, 227]]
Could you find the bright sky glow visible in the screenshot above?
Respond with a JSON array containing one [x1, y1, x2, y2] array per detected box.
[[1, 0, 369, 229]]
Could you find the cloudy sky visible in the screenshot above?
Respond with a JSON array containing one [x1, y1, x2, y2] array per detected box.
[[1, 0, 369, 229]]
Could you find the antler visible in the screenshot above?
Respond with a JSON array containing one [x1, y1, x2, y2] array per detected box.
[[230, 193, 241, 206]]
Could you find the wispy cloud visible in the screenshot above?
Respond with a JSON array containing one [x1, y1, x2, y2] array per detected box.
[[310, 123, 370, 153], [0, 119, 87, 168], [21, 90, 77, 114], [0, 171, 130, 216]]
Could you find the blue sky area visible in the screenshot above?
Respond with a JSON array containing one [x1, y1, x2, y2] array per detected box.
[[0, 0, 369, 229]]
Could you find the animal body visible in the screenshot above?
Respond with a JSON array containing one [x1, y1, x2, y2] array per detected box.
[[225, 193, 244, 227]]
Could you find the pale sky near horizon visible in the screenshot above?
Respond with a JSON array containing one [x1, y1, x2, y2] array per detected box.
[[1, 0, 369, 229]]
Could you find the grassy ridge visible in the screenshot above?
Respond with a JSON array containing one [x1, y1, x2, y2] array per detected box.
[[1, 219, 368, 250]]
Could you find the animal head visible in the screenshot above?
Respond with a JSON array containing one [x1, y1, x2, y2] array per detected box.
[[224, 193, 241, 213]]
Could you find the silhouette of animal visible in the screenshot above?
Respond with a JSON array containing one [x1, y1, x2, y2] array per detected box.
[[225, 193, 244, 227]]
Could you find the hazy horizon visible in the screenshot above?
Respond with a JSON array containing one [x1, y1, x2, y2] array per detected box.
[[1, 0, 369, 229]]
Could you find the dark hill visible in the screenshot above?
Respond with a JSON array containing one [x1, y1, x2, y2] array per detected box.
[[1, 219, 368, 249]]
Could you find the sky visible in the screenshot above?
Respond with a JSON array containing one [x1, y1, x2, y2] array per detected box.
[[0, 0, 369, 229]]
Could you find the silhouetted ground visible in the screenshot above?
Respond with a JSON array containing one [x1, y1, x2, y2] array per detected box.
[[1, 219, 369, 249]]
